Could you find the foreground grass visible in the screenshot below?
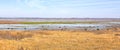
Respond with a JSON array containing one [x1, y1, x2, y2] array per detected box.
[[21, 21, 98, 24], [0, 30, 120, 50]]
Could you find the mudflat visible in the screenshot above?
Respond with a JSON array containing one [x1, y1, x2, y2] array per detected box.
[[0, 29, 120, 50]]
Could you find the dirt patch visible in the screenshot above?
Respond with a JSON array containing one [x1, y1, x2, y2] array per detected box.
[[115, 34, 120, 36], [0, 20, 20, 24]]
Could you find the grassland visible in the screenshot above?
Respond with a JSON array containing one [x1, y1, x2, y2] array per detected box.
[[0, 29, 120, 50]]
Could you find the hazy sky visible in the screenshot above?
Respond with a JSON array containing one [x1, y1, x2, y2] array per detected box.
[[0, 0, 120, 18]]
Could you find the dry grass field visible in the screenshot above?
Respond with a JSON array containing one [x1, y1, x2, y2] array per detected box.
[[0, 29, 120, 50]]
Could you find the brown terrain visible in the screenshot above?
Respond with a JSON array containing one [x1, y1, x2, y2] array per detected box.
[[0, 20, 20, 24], [0, 28, 120, 50]]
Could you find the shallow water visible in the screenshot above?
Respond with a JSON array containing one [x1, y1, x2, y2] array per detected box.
[[0, 24, 111, 30]]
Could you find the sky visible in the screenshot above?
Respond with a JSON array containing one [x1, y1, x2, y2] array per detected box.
[[0, 0, 120, 18]]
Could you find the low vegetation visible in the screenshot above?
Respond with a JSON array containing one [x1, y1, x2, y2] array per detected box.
[[0, 30, 120, 50]]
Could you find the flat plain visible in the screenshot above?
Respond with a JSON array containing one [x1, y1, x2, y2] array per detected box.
[[0, 18, 120, 50]]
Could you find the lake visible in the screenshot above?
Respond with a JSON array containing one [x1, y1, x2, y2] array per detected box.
[[0, 24, 111, 30]]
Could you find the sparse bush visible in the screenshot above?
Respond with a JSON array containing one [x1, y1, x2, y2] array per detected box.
[[97, 28, 99, 31], [85, 28, 87, 31]]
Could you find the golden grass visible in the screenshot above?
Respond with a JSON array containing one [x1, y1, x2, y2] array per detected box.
[[0, 30, 120, 50]]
